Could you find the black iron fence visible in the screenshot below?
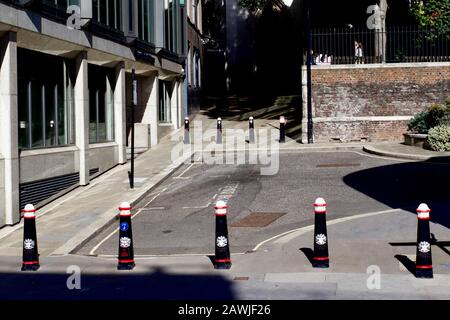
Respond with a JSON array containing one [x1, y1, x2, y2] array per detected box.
[[311, 26, 450, 65]]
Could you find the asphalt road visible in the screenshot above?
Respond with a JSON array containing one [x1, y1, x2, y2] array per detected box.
[[2, 149, 450, 300], [77, 149, 450, 257]]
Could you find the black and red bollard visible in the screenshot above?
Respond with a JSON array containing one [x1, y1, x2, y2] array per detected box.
[[214, 200, 231, 269], [217, 117, 223, 144], [117, 202, 135, 270], [249, 117, 255, 144], [415, 203, 433, 279], [184, 117, 190, 144], [312, 197, 329, 268], [279, 116, 286, 143], [21, 204, 40, 271]]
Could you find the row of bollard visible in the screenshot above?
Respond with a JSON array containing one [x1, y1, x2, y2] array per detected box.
[[20, 200, 433, 278], [183, 116, 287, 145]]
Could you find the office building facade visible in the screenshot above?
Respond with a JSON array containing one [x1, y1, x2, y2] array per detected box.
[[0, 0, 187, 227]]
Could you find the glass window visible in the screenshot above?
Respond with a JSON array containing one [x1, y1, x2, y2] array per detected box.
[[88, 64, 115, 144], [137, 0, 155, 44], [158, 80, 172, 123], [93, 0, 123, 31], [17, 48, 75, 150], [163, 0, 186, 55]]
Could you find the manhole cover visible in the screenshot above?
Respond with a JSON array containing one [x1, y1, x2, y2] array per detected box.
[[231, 212, 286, 228], [316, 163, 360, 168]]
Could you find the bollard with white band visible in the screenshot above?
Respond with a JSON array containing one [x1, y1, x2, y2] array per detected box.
[[21, 204, 40, 271], [214, 200, 231, 269], [312, 197, 329, 268], [279, 116, 286, 143], [217, 117, 223, 144], [249, 117, 255, 144], [117, 202, 135, 270], [184, 117, 190, 144], [415, 203, 433, 279]]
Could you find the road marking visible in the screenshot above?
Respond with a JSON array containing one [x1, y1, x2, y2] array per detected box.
[[182, 202, 212, 209], [175, 163, 196, 179], [95, 252, 247, 259], [216, 182, 239, 203], [252, 208, 401, 252], [141, 207, 166, 211], [88, 187, 167, 256]]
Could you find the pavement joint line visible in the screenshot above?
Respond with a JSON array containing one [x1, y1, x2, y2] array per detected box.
[[252, 208, 401, 252]]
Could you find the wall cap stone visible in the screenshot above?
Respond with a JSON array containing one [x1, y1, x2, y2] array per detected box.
[[302, 62, 450, 71]]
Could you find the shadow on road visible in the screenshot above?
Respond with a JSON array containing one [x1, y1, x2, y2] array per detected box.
[[0, 266, 236, 300], [299, 248, 315, 267], [343, 160, 450, 229], [394, 254, 416, 276]]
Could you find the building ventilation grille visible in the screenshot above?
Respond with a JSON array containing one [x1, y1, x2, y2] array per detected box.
[[19, 168, 100, 209]]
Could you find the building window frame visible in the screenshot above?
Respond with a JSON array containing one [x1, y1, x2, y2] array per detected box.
[[18, 48, 75, 150], [158, 79, 172, 123], [88, 64, 115, 144]]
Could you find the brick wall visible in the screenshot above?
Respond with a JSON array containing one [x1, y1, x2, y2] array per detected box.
[[307, 63, 450, 143]]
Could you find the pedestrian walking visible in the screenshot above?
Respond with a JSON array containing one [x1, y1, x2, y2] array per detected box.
[[355, 41, 364, 64]]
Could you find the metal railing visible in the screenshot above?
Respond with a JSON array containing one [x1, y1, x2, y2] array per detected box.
[[311, 26, 450, 65]]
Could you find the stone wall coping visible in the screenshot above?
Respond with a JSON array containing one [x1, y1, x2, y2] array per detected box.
[[302, 62, 450, 71]]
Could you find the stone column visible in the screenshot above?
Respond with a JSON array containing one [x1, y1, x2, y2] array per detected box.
[[114, 62, 127, 164], [171, 80, 180, 130], [0, 32, 20, 225], [74, 51, 90, 186], [141, 72, 159, 147]]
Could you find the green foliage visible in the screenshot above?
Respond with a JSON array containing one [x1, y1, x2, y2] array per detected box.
[[409, 0, 450, 40], [427, 125, 450, 151], [408, 99, 450, 133], [408, 111, 429, 134]]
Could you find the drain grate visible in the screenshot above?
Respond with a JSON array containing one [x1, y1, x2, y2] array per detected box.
[[316, 163, 360, 168], [231, 212, 286, 228]]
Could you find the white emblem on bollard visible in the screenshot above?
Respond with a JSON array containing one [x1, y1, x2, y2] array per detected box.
[[120, 237, 131, 248], [24, 239, 35, 250], [418, 241, 431, 253], [315, 234, 327, 245], [216, 236, 228, 248]]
